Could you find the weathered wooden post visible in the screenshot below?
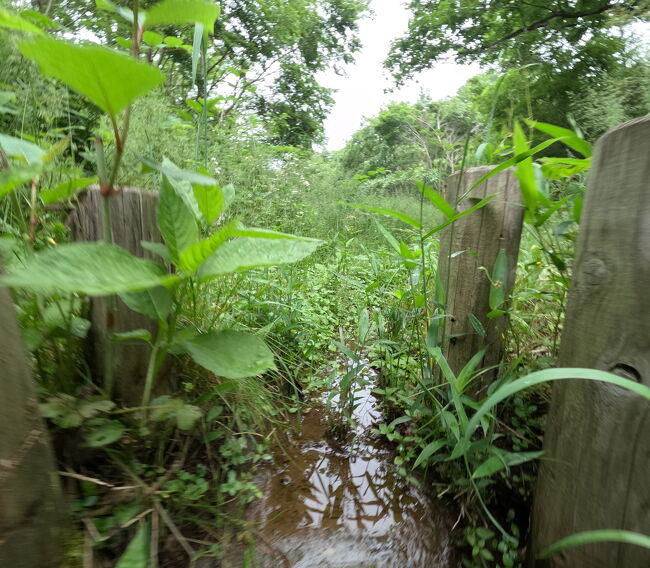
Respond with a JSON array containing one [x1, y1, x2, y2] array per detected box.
[[69, 186, 163, 406], [0, 269, 63, 567], [529, 117, 650, 566], [437, 167, 524, 393]]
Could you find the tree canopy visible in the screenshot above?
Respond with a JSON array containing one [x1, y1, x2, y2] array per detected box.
[[21, 0, 369, 148], [387, 0, 648, 81], [386, 1, 649, 138]]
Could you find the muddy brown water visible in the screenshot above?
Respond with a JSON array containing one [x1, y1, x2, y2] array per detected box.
[[224, 364, 457, 568]]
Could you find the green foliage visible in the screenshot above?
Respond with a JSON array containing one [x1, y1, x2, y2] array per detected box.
[[184, 330, 276, 379], [18, 37, 165, 119], [1, 242, 171, 294]]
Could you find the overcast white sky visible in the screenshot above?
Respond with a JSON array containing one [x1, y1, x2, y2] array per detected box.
[[318, 1, 482, 151]]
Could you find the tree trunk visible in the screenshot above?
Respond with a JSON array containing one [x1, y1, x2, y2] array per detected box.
[[529, 117, 650, 567], [0, 269, 63, 568]]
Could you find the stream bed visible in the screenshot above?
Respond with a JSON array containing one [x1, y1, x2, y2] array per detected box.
[[225, 362, 457, 567]]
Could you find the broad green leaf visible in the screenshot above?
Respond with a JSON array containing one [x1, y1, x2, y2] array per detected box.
[[120, 286, 172, 320], [18, 10, 59, 31], [158, 175, 198, 264], [85, 418, 125, 447], [1, 242, 171, 295], [0, 7, 45, 35], [142, 30, 164, 46], [163, 36, 183, 47], [184, 330, 276, 379], [0, 165, 41, 198], [540, 530, 650, 560], [178, 219, 238, 274], [192, 180, 224, 224], [338, 201, 422, 228], [413, 439, 448, 468], [199, 237, 322, 280], [527, 120, 592, 158], [540, 157, 591, 180], [489, 248, 507, 310], [0, 134, 45, 163], [41, 176, 97, 204], [415, 180, 455, 218], [452, 368, 650, 460], [116, 522, 150, 568], [145, 0, 220, 30], [18, 38, 164, 118]]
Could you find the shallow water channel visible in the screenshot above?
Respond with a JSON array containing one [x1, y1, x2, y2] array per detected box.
[[233, 361, 457, 567]]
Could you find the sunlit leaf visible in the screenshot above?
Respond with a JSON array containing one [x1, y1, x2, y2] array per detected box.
[[145, 0, 220, 30], [178, 219, 238, 273], [0, 7, 45, 35], [198, 237, 322, 280], [18, 38, 164, 118], [527, 120, 592, 158]]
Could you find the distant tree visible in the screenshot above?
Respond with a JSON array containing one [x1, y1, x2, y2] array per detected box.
[[338, 97, 477, 190]]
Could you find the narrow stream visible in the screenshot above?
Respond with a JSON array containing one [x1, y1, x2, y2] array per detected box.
[[232, 360, 457, 567]]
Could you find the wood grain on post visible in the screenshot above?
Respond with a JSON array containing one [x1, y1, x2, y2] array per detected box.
[[0, 270, 63, 568], [437, 166, 524, 393], [530, 117, 650, 567], [69, 186, 163, 406]]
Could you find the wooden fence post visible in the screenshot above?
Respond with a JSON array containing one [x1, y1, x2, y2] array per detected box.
[[437, 166, 524, 392], [0, 269, 63, 568], [529, 117, 650, 567], [69, 186, 164, 406]]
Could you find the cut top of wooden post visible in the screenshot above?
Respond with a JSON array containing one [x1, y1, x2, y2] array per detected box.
[[436, 166, 524, 390]]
